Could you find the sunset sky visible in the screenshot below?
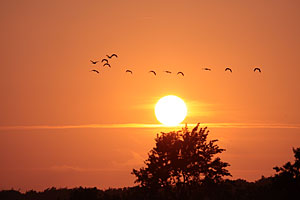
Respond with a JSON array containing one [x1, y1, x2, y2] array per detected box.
[[1, 0, 300, 191]]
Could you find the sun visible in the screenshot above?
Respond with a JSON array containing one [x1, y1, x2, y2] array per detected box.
[[155, 95, 188, 126]]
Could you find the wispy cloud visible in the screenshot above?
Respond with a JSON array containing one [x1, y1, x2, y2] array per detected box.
[[186, 101, 216, 117], [0, 123, 165, 130], [48, 165, 125, 172], [0, 123, 299, 130]]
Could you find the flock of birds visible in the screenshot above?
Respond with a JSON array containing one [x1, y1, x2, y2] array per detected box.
[[90, 53, 118, 74], [89, 53, 262, 76]]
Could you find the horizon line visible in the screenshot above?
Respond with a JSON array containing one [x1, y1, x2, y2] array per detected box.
[[0, 122, 300, 131]]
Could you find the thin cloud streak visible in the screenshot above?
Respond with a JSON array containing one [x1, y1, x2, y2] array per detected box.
[[0, 123, 300, 130]]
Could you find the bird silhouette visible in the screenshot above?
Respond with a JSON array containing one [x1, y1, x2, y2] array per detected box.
[[101, 59, 109, 63], [90, 60, 99, 64], [103, 63, 111, 68], [225, 67, 232, 72], [164, 71, 172, 74], [149, 70, 156, 76], [177, 72, 184, 76], [254, 67, 261, 73], [90, 69, 99, 74], [106, 54, 118, 59], [126, 70, 133, 74], [202, 68, 212, 71]]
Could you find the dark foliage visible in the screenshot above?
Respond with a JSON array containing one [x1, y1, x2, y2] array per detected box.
[[132, 123, 231, 190], [273, 147, 300, 179], [1, 175, 299, 200]]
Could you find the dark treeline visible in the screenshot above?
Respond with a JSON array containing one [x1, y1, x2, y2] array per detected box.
[[1, 125, 300, 199], [1, 175, 300, 200]]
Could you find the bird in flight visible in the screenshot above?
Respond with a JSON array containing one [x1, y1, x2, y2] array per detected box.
[[101, 59, 109, 63], [90, 60, 99, 64], [254, 67, 261, 73], [103, 63, 111, 68], [149, 70, 156, 76], [177, 72, 184, 76], [164, 71, 172, 74], [202, 68, 211, 71], [225, 67, 232, 72], [107, 54, 118, 59], [90, 69, 99, 74], [126, 70, 133, 74]]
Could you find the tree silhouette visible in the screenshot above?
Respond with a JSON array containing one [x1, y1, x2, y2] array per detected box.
[[132, 123, 231, 189], [273, 147, 300, 180]]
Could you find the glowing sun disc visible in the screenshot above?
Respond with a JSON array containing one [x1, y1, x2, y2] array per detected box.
[[155, 95, 187, 126]]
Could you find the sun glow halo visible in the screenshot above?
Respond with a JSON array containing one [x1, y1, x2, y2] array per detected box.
[[155, 95, 187, 126]]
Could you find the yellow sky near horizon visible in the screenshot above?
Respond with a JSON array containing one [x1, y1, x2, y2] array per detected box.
[[1, 0, 300, 191]]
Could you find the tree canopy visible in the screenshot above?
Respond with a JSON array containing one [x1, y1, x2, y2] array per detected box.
[[132, 123, 231, 189], [273, 147, 300, 180]]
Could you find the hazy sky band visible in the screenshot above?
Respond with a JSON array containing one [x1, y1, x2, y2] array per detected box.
[[1, 123, 300, 130]]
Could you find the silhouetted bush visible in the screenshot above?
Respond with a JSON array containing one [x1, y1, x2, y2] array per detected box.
[[132, 123, 231, 193]]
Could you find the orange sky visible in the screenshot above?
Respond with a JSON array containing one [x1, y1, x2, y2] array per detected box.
[[1, 0, 300, 191]]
